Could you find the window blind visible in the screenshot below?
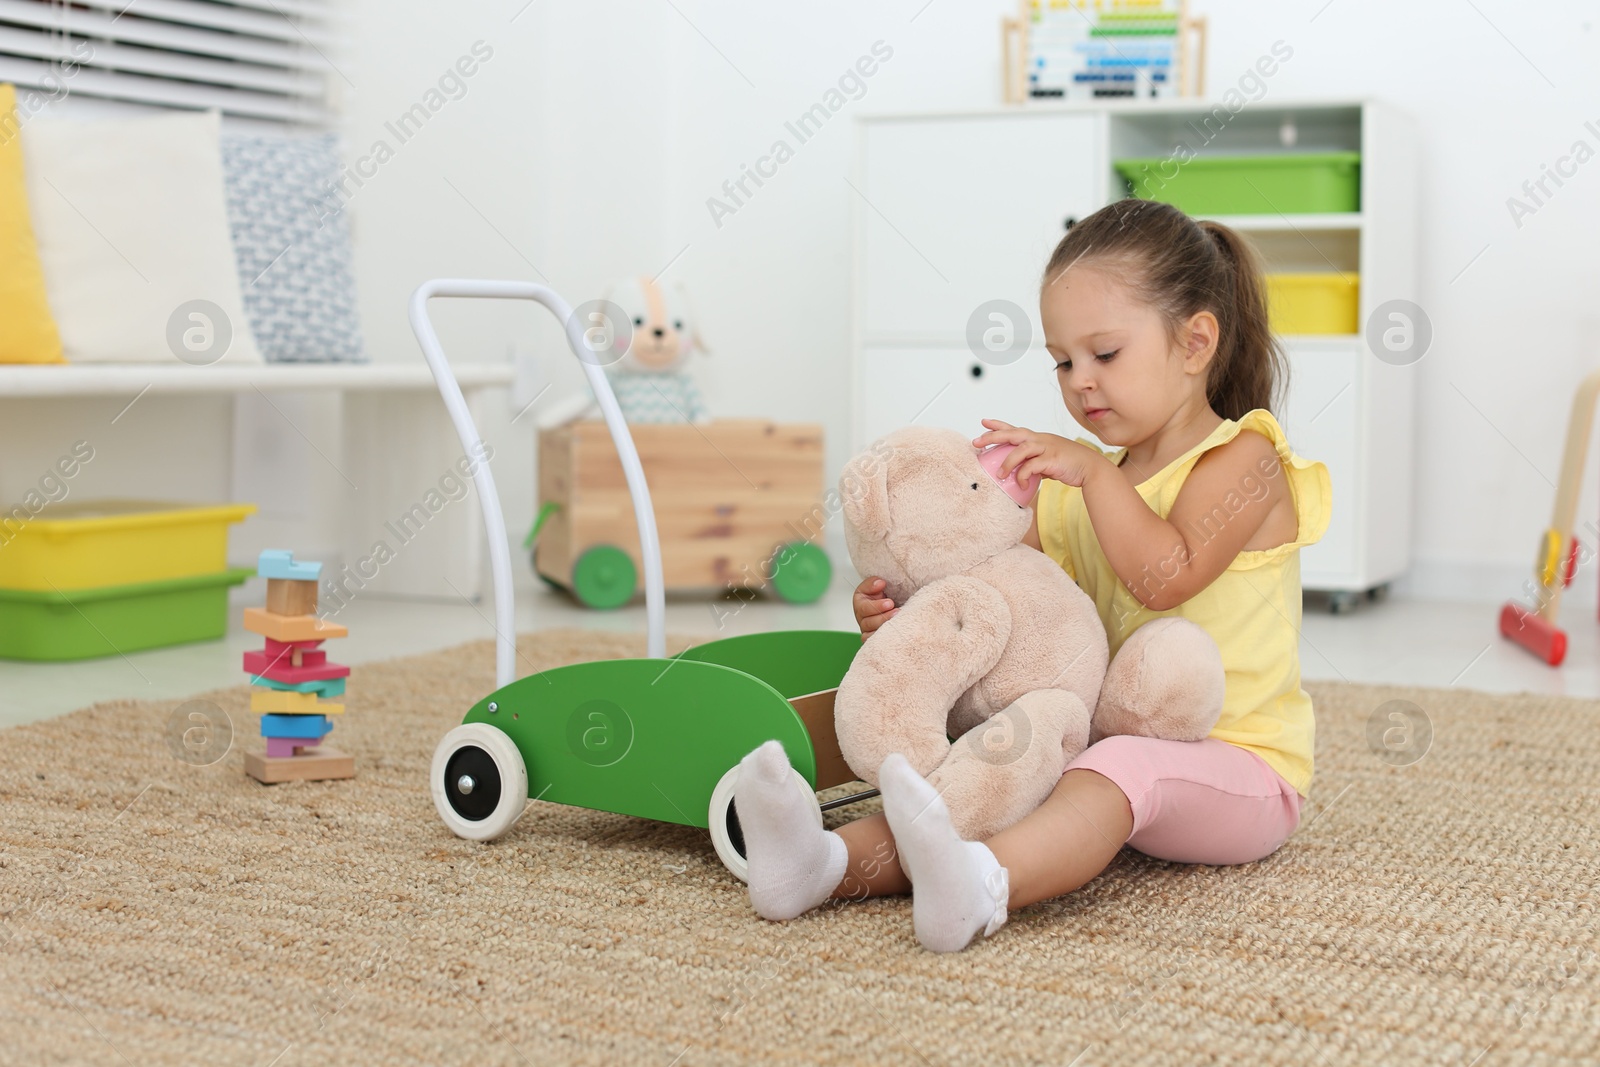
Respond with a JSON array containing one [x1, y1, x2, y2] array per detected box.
[[0, 0, 336, 123]]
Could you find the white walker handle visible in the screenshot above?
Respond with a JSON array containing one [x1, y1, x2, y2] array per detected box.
[[408, 279, 667, 687]]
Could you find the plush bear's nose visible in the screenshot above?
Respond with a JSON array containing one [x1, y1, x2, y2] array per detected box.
[[971, 482, 979, 490], [653, 327, 665, 338]]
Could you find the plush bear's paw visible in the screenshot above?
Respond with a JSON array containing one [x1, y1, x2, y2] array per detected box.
[[834, 575, 1012, 787]]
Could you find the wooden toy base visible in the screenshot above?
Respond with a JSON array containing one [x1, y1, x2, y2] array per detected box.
[[245, 746, 355, 784]]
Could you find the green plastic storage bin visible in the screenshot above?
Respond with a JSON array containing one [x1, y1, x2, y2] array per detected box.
[[1113, 151, 1361, 215], [0, 567, 253, 661]]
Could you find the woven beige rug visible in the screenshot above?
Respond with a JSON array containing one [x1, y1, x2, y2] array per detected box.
[[3, 627, 1599, 1066]]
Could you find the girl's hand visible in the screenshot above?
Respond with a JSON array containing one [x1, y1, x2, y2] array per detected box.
[[852, 575, 898, 640], [973, 419, 1106, 488]]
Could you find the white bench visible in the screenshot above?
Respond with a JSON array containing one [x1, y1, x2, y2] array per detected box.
[[0, 362, 517, 600]]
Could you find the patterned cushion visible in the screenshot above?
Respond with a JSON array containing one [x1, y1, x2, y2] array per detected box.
[[220, 132, 364, 363]]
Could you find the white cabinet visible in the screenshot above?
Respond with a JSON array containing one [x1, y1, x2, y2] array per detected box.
[[1281, 339, 1362, 585], [859, 347, 1079, 449], [852, 99, 1418, 602], [858, 113, 1104, 342]]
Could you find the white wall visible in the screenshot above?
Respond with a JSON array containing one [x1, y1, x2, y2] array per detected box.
[[345, 0, 1600, 606], [342, 0, 1035, 592], [21, 0, 1578, 605], [339, 0, 686, 588]]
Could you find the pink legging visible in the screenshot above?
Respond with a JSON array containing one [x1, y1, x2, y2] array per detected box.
[[1063, 735, 1303, 865]]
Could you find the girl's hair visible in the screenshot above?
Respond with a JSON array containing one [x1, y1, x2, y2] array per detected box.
[[1041, 198, 1286, 420]]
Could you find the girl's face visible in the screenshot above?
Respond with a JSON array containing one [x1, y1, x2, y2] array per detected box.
[[1039, 264, 1213, 445]]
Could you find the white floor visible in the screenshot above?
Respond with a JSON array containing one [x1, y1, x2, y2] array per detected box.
[[1, 579, 1596, 729]]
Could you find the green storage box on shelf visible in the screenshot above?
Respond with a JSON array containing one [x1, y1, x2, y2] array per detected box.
[[0, 567, 253, 661], [1113, 151, 1361, 215]]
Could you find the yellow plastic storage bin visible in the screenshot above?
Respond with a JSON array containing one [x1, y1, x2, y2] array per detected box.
[[1265, 272, 1360, 335], [0, 500, 257, 592]]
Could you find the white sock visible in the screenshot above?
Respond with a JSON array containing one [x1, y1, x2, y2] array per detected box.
[[736, 740, 848, 921], [879, 753, 1010, 953]]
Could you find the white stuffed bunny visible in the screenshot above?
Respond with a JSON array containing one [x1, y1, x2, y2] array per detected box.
[[539, 276, 710, 427]]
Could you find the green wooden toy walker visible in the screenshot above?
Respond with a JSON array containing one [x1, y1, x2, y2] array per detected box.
[[410, 279, 875, 880]]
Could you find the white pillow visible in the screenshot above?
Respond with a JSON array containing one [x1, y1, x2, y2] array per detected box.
[[23, 108, 262, 364]]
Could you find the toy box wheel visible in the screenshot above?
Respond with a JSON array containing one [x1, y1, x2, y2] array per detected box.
[[431, 723, 529, 841], [770, 542, 831, 604], [707, 759, 822, 882], [572, 544, 636, 609]]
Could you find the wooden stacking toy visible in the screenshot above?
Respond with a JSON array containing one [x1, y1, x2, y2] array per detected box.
[[242, 550, 355, 783]]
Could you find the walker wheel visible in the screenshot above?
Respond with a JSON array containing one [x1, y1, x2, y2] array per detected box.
[[431, 723, 529, 841], [707, 759, 822, 882]]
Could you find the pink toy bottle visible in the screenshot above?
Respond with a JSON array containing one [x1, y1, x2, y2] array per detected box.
[[977, 442, 1040, 506]]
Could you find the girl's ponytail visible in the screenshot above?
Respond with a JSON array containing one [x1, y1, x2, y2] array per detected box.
[[1196, 219, 1287, 420], [1042, 200, 1287, 422]]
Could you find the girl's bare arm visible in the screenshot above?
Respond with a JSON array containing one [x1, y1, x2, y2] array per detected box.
[[1082, 430, 1284, 612]]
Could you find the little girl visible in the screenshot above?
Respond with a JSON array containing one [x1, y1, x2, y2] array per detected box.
[[733, 197, 1330, 952]]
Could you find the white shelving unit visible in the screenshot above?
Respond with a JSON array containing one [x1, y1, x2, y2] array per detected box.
[[851, 97, 1418, 606]]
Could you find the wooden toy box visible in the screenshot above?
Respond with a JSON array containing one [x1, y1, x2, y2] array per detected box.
[[534, 419, 831, 607]]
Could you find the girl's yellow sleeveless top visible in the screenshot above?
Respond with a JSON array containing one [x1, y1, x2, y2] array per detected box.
[[1034, 409, 1331, 797]]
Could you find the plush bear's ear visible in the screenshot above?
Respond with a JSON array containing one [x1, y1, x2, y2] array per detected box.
[[839, 444, 892, 541]]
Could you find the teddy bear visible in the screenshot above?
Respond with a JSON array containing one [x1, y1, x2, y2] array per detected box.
[[537, 275, 711, 428], [833, 424, 1228, 842]]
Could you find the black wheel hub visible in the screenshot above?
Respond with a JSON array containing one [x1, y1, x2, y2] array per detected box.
[[725, 798, 746, 859], [443, 745, 503, 822]]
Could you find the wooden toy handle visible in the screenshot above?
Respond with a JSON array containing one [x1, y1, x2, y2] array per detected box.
[[1533, 370, 1600, 623]]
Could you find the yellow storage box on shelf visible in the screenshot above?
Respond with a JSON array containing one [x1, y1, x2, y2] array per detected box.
[[0, 500, 257, 591], [1265, 272, 1360, 335]]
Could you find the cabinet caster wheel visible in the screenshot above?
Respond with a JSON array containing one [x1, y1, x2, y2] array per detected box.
[[1328, 591, 1361, 615]]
